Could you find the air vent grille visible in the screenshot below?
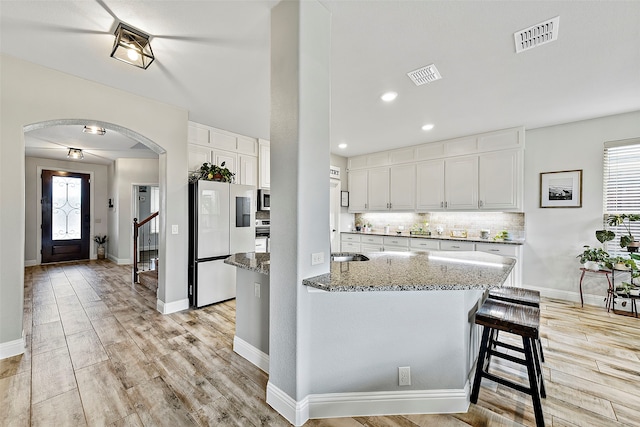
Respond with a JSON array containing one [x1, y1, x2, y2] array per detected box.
[[514, 16, 560, 53], [407, 64, 442, 86]]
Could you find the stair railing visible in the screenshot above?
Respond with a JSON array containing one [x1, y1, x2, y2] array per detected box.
[[133, 211, 159, 283]]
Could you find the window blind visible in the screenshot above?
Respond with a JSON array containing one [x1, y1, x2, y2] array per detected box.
[[603, 138, 640, 255]]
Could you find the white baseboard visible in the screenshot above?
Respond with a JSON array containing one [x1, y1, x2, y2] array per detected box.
[[110, 255, 131, 265], [156, 298, 189, 314], [525, 285, 612, 308], [267, 381, 309, 427], [266, 381, 470, 427], [233, 336, 269, 373], [0, 331, 26, 360], [24, 259, 37, 267]]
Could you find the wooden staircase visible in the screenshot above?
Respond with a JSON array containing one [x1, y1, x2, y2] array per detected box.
[[138, 267, 158, 292]]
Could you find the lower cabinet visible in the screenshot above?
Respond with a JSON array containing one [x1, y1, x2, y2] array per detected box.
[[440, 240, 476, 251], [410, 239, 440, 251], [383, 236, 410, 252], [361, 235, 383, 252], [475, 243, 522, 287]]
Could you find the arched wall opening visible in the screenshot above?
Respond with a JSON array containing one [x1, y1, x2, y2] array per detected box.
[[23, 119, 164, 267], [1, 55, 189, 356]]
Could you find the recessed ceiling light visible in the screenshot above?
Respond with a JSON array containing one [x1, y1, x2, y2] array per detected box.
[[381, 91, 398, 102], [338, 143, 347, 149], [67, 148, 84, 160], [421, 124, 435, 131]]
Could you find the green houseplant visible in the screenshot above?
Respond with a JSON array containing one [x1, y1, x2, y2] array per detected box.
[[577, 245, 608, 271], [606, 213, 640, 251], [189, 162, 235, 183]]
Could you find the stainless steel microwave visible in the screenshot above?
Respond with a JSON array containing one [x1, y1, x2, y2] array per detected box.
[[258, 189, 270, 211]]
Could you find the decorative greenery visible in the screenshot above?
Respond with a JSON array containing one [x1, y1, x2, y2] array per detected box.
[[576, 245, 609, 264], [189, 162, 235, 183], [616, 281, 637, 295], [493, 230, 510, 240], [603, 255, 638, 271], [606, 213, 640, 248], [93, 235, 108, 245]]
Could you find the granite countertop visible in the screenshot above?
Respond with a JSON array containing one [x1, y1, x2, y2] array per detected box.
[[343, 231, 524, 245], [226, 251, 515, 293], [225, 252, 270, 275]]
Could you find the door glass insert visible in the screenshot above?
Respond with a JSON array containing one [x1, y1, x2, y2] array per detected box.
[[51, 176, 82, 240]]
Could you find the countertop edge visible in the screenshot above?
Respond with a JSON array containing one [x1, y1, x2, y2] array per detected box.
[[342, 231, 524, 245]]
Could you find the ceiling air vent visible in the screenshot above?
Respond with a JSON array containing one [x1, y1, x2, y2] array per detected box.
[[514, 16, 560, 53], [407, 64, 442, 86]]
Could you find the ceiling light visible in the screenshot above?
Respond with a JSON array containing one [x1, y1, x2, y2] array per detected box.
[[111, 22, 155, 69], [67, 148, 84, 160], [421, 124, 435, 131], [338, 143, 347, 149], [83, 125, 106, 135], [381, 92, 398, 102]]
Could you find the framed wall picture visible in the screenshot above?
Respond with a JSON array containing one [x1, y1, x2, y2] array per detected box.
[[341, 191, 349, 207], [540, 169, 582, 208]]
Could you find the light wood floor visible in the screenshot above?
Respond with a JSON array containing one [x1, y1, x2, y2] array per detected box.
[[1, 260, 639, 426]]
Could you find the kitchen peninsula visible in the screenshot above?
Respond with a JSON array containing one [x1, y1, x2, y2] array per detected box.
[[225, 250, 515, 418]]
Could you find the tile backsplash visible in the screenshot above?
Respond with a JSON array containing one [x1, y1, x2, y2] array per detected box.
[[353, 212, 525, 240]]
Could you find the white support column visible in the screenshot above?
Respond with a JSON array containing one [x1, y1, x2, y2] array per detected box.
[[268, 1, 331, 425]]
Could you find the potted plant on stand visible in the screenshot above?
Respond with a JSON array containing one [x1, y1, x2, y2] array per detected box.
[[94, 235, 108, 259], [577, 246, 609, 271], [607, 213, 640, 252]]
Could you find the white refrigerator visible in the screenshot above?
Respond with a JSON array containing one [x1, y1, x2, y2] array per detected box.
[[188, 181, 255, 308]]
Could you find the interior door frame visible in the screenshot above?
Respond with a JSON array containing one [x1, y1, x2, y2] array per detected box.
[[36, 166, 95, 264], [330, 179, 341, 252], [132, 182, 160, 263]]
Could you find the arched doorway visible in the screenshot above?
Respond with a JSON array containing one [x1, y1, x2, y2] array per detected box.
[[23, 119, 165, 265]]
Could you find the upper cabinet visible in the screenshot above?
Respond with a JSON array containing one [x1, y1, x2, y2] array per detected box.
[[187, 121, 261, 187], [478, 149, 522, 210], [348, 164, 416, 213], [258, 139, 270, 189], [348, 127, 524, 213]]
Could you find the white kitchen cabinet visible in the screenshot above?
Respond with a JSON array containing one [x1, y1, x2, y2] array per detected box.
[[259, 139, 270, 189], [410, 238, 440, 251], [212, 149, 238, 177], [416, 160, 445, 210], [341, 241, 361, 252], [476, 242, 522, 287], [349, 165, 415, 212], [367, 167, 390, 210], [188, 144, 211, 172], [361, 235, 384, 252], [444, 156, 478, 210], [383, 236, 410, 251], [389, 164, 416, 210], [478, 149, 522, 210], [348, 169, 368, 212], [440, 240, 475, 251], [238, 154, 258, 187]]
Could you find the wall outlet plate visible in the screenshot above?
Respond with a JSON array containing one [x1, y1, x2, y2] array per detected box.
[[311, 252, 324, 265], [399, 366, 411, 386]]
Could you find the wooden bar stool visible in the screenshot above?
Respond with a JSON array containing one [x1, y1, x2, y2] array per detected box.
[[488, 287, 544, 362], [471, 299, 546, 427]]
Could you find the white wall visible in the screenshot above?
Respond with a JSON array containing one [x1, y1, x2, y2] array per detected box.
[[111, 158, 159, 264], [24, 157, 109, 264], [1, 54, 188, 352], [523, 110, 640, 302]]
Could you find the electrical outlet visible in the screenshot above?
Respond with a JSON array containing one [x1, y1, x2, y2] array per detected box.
[[254, 282, 260, 298], [311, 252, 324, 265], [398, 366, 411, 386], [172, 224, 179, 234]]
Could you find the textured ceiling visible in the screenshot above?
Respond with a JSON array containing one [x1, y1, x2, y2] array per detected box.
[[2, 0, 639, 160]]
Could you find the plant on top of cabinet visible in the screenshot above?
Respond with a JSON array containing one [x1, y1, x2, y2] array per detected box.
[[189, 161, 235, 183]]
